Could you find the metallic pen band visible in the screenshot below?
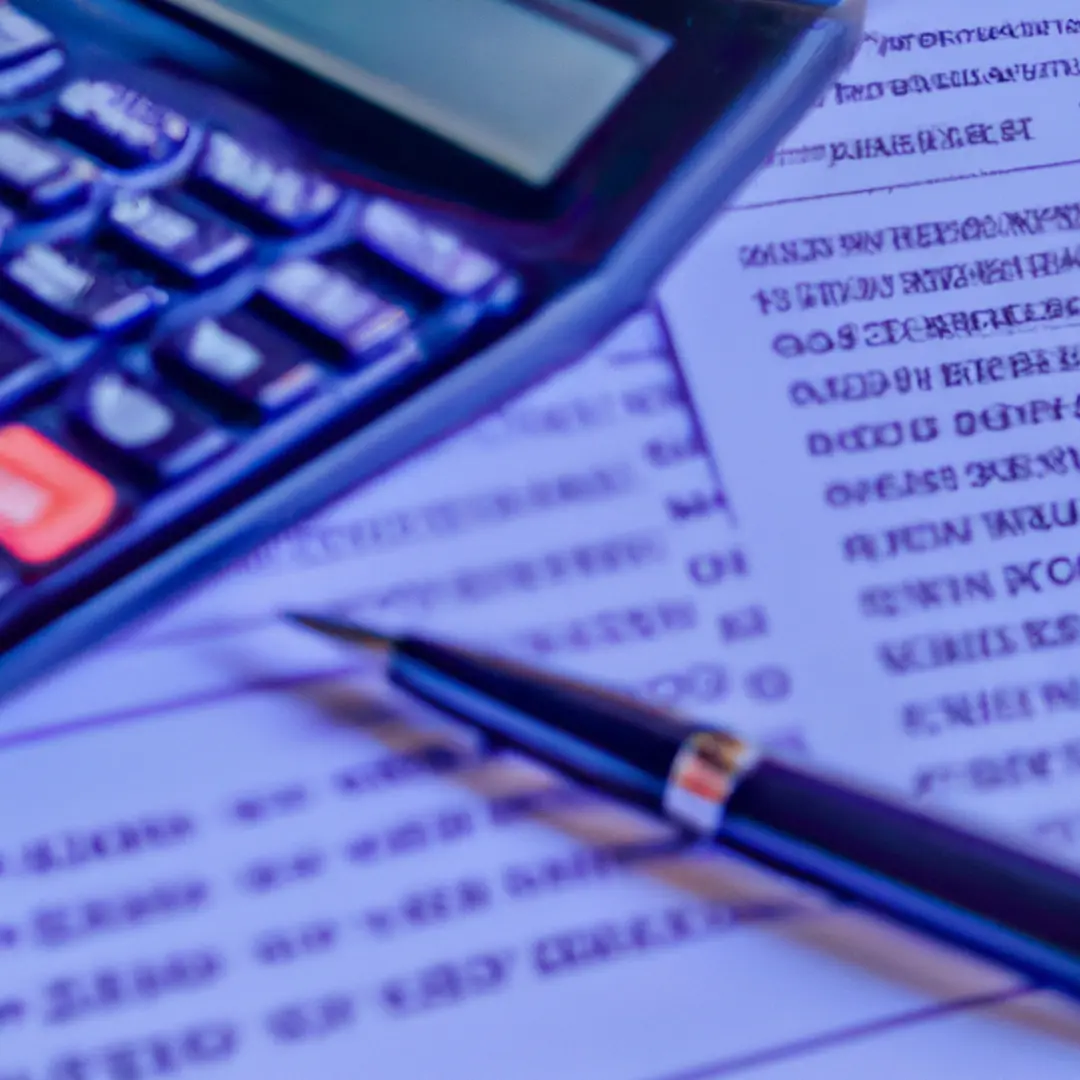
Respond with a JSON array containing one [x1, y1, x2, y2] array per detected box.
[[662, 729, 762, 837]]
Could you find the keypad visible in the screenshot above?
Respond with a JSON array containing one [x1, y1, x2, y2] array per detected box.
[[0, 125, 97, 218], [107, 193, 254, 287], [0, 46, 64, 105], [0, 4, 519, 586], [70, 367, 232, 487], [156, 314, 322, 423], [52, 80, 193, 171], [0, 425, 117, 566], [256, 259, 412, 366], [0, 7, 57, 71], [357, 199, 503, 299], [1, 244, 168, 338], [190, 132, 343, 235]]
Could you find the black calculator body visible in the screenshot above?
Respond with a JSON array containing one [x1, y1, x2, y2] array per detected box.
[[0, 0, 862, 699]]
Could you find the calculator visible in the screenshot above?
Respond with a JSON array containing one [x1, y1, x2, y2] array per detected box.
[[0, 0, 862, 700]]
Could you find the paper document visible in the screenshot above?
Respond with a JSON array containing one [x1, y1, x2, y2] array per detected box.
[[4, 1, 1080, 1077], [662, 0, 1080, 840]]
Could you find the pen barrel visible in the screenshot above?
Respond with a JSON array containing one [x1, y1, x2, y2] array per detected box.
[[390, 637, 688, 809], [389, 629, 1080, 991], [723, 758, 1080, 992]]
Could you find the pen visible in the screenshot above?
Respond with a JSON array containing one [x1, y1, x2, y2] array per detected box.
[[286, 611, 1080, 997]]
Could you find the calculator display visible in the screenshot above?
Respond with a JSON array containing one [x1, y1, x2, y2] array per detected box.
[[158, 0, 671, 185]]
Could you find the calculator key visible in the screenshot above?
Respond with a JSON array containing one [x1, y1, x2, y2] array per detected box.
[[1, 244, 168, 338], [0, 323, 60, 414], [0, 125, 98, 218], [156, 313, 321, 422], [191, 132, 342, 235], [70, 368, 231, 486], [257, 258, 410, 364], [107, 194, 254, 288], [357, 199, 503, 298], [52, 81, 192, 171], [0, 49, 64, 105], [0, 7, 56, 71], [0, 7, 64, 102], [0, 425, 117, 567]]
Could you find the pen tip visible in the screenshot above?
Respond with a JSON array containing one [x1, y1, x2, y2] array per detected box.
[[282, 611, 397, 654]]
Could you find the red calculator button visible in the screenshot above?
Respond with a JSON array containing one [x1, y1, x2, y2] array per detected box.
[[0, 425, 116, 565]]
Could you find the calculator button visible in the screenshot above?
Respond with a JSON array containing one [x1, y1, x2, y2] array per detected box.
[[1, 244, 168, 338], [357, 199, 503, 298], [0, 425, 117, 567], [191, 132, 342, 235], [0, 125, 98, 218], [156, 314, 321, 422], [0, 49, 64, 104], [0, 323, 60, 414], [71, 368, 231, 486], [0, 7, 56, 71], [107, 194, 254, 288], [52, 81, 192, 171], [257, 258, 410, 364], [0, 8, 64, 102]]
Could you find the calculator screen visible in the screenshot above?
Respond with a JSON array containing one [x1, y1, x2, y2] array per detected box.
[[160, 0, 671, 185]]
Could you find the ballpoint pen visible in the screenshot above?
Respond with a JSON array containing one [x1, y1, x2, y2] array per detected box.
[[286, 611, 1080, 998]]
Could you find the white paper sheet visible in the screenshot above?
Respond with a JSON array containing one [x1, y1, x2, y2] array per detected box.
[[658, 0, 1080, 1067], [5, 1, 1080, 1076], [662, 0, 1080, 833]]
